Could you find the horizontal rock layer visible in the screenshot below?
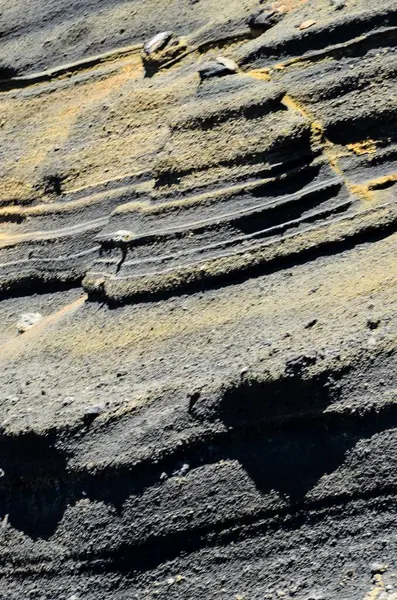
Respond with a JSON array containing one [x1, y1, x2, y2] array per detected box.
[[1, 0, 397, 598], [0, 0, 396, 301]]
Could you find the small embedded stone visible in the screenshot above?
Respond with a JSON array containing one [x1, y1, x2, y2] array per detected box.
[[112, 230, 133, 243], [143, 31, 173, 55], [248, 9, 281, 29], [330, 0, 346, 9], [179, 463, 190, 476], [62, 396, 74, 406], [16, 312, 43, 334], [305, 319, 318, 329], [198, 56, 238, 81], [84, 404, 105, 418], [371, 563, 388, 575], [299, 19, 317, 30], [367, 316, 381, 330]]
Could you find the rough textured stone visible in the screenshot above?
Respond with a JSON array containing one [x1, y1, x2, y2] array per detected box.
[[0, 0, 397, 598]]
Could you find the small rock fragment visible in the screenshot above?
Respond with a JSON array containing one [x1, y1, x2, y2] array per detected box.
[[371, 563, 388, 575], [216, 56, 238, 72], [198, 56, 238, 81], [173, 462, 190, 476], [330, 0, 346, 9], [143, 31, 173, 55], [179, 463, 190, 476], [367, 316, 381, 330], [62, 396, 74, 406], [142, 31, 186, 76], [305, 319, 318, 329], [112, 230, 133, 243], [84, 404, 105, 419], [248, 8, 282, 29], [240, 366, 249, 378], [299, 19, 316, 30], [16, 312, 43, 333]]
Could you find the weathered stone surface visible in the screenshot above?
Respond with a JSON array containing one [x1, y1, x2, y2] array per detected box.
[[0, 0, 397, 598]]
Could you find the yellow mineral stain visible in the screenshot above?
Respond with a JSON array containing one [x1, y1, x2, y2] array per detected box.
[[0, 59, 143, 208], [368, 173, 397, 191], [280, 95, 383, 202], [348, 173, 397, 202], [348, 183, 375, 202], [363, 574, 385, 600], [347, 140, 377, 156], [248, 68, 272, 82]]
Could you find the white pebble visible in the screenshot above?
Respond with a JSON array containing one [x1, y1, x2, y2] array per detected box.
[[16, 312, 43, 333]]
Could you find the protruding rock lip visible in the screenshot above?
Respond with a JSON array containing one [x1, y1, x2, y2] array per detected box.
[[83, 203, 397, 306], [247, 7, 283, 33], [141, 31, 188, 76], [198, 56, 239, 81]]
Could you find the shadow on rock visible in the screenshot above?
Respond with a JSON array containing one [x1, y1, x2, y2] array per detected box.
[[210, 366, 397, 504], [0, 432, 70, 539]]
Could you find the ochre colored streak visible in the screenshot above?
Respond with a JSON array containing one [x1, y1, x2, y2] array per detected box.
[[368, 173, 397, 190], [281, 94, 344, 178], [347, 140, 377, 156], [363, 574, 385, 600], [349, 173, 397, 202], [0, 295, 87, 359], [248, 69, 272, 82], [280, 94, 380, 202]]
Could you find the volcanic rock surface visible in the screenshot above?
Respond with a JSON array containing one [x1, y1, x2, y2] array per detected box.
[[0, 0, 397, 598]]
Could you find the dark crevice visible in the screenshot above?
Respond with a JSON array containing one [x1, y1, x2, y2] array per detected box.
[[0, 277, 83, 301], [2, 367, 397, 545], [326, 112, 397, 146], [118, 173, 343, 249], [0, 213, 25, 224], [240, 10, 397, 65], [0, 65, 19, 80], [231, 181, 343, 235], [77, 488, 397, 577], [173, 97, 285, 133], [116, 246, 127, 274], [154, 131, 313, 190], [196, 31, 253, 55], [154, 152, 322, 202]]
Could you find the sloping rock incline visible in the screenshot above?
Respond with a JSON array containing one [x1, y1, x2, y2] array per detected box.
[[0, 0, 397, 598]]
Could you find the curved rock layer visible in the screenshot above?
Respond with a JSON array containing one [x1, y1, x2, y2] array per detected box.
[[0, 0, 397, 599], [0, 0, 396, 300]]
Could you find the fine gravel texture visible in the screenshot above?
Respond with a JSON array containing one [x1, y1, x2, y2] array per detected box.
[[0, 0, 397, 598]]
